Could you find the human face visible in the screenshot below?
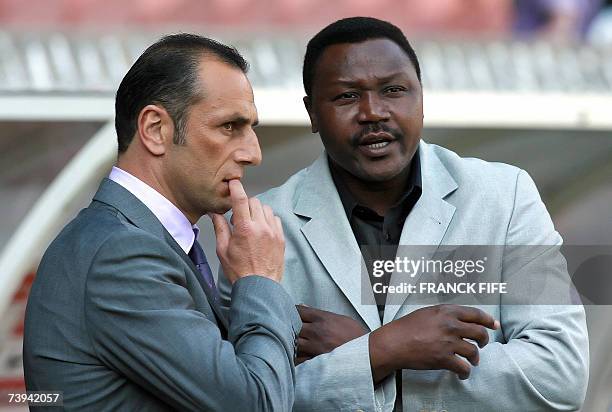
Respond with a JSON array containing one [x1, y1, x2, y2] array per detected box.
[[306, 38, 422, 185], [163, 58, 260, 220]]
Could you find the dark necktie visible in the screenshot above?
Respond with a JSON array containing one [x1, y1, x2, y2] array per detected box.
[[188, 237, 219, 302]]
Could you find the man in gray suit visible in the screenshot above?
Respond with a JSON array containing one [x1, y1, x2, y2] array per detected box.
[[24, 34, 301, 411], [220, 17, 589, 411]]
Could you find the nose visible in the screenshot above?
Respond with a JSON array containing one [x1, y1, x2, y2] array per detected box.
[[235, 128, 262, 167], [357, 92, 390, 123]]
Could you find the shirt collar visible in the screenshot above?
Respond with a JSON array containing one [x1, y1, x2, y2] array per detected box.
[[108, 166, 197, 253]]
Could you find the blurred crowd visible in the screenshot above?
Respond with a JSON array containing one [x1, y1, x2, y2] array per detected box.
[[513, 0, 612, 43], [0, 0, 612, 43]]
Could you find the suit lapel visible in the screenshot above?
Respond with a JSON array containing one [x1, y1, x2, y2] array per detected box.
[[295, 155, 382, 331], [162, 230, 229, 332], [92, 178, 229, 332], [93, 178, 167, 240], [384, 142, 458, 323]]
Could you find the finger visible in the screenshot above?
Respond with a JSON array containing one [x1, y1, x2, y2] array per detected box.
[[210, 213, 230, 253], [457, 323, 490, 348], [455, 306, 497, 329], [296, 304, 320, 323], [297, 322, 313, 340], [455, 340, 480, 367], [444, 355, 472, 380], [263, 204, 275, 225], [249, 197, 265, 221], [228, 179, 250, 223], [297, 337, 317, 357], [296, 305, 308, 322]]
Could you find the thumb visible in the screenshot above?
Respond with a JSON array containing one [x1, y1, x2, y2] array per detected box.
[[210, 213, 230, 254]]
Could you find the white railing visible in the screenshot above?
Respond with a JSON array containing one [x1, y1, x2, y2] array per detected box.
[[0, 121, 116, 319]]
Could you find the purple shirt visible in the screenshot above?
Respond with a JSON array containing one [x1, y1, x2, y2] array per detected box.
[[108, 166, 198, 253]]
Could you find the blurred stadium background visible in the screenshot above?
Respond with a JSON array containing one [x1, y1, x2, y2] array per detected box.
[[0, 0, 611, 410]]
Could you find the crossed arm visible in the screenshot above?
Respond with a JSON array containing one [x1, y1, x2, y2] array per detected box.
[[288, 171, 588, 411], [219, 170, 588, 411]]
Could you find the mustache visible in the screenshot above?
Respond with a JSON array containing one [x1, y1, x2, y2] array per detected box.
[[351, 123, 403, 146]]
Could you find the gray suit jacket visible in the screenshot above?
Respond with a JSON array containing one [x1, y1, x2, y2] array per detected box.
[[220, 141, 589, 412], [24, 178, 301, 411]]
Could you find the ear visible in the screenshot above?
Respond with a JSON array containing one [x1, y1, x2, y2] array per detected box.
[[137, 104, 173, 156], [303, 96, 318, 134], [419, 86, 424, 121]]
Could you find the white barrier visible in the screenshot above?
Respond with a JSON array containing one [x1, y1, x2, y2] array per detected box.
[[0, 121, 116, 320]]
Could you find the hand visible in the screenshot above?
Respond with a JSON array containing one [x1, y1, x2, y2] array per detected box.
[[210, 179, 285, 284], [296, 305, 368, 365], [369, 304, 499, 382]]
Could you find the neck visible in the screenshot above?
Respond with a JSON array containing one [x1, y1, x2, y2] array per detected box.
[[330, 161, 412, 216], [116, 157, 200, 224]]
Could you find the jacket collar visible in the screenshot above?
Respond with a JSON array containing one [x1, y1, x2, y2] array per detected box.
[[92, 178, 229, 331], [293, 141, 458, 327]]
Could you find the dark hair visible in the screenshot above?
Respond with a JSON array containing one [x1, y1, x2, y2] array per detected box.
[[303, 17, 421, 97], [115, 33, 249, 153]]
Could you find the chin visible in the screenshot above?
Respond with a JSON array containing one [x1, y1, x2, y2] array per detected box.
[[208, 185, 233, 214], [363, 174, 399, 183], [204, 196, 232, 215], [214, 201, 232, 215], [357, 167, 404, 182], [360, 159, 412, 182]]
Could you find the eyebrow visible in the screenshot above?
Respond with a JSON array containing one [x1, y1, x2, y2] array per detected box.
[[334, 71, 410, 86], [225, 114, 259, 127]]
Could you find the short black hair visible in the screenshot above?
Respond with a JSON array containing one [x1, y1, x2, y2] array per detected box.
[[115, 33, 249, 153], [303, 17, 421, 97]]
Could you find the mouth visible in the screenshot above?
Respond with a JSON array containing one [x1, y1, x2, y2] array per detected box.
[[221, 176, 242, 193], [357, 133, 395, 157], [363, 141, 391, 149], [222, 174, 242, 183]]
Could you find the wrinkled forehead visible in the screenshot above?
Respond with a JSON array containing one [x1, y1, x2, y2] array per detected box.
[[314, 39, 416, 85], [196, 57, 253, 98], [190, 58, 258, 122]]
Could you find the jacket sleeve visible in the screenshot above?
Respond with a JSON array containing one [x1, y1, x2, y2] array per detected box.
[[219, 269, 391, 412], [84, 229, 301, 411], [294, 335, 394, 412], [446, 169, 589, 411]]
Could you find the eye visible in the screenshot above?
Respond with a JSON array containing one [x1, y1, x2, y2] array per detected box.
[[222, 122, 234, 131], [333, 91, 359, 101], [384, 86, 407, 95]]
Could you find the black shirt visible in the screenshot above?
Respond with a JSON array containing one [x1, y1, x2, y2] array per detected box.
[[330, 150, 422, 322], [331, 151, 422, 411]]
